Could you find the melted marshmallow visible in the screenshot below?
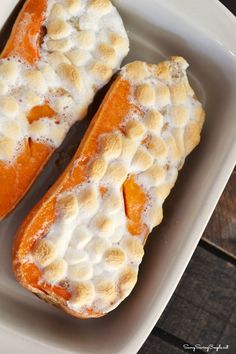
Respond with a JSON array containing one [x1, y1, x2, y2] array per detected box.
[[30, 57, 205, 316], [0, 0, 129, 162]]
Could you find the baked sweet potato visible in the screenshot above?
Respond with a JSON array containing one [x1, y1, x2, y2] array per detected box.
[[13, 57, 205, 318], [0, 0, 129, 219]]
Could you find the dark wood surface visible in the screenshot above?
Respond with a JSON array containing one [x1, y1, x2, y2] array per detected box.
[[139, 0, 236, 352], [202, 169, 236, 258], [139, 171, 236, 354]]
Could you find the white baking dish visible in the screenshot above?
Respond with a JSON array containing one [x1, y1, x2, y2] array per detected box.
[[0, 0, 235, 353]]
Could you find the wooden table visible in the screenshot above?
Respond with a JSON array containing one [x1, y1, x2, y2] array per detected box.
[[139, 2, 236, 352]]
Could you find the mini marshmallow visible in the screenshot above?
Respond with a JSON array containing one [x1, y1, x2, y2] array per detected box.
[[125, 238, 144, 264], [95, 280, 116, 302], [0, 97, 19, 118], [151, 184, 172, 203], [120, 135, 137, 161], [156, 82, 171, 108], [3, 121, 21, 140], [104, 161, 128, 185], [91, 214, 115, 238], [169, 105, 190, 127], [124, 61, 149, 82], [43, 259, 68, 283], [90, 61, 112, 81], [109, 33, 129, 55], [77, 186, 99, 215], [89, 0, 112, 16], [119, 267, 138, 298], [98, 43, 116, 67], [100, 132, 122, 160], [143, 110, 163, 133], [104, 247, 126, 269], [172, 127, 185, 158], [89, 157, 107, 181], [24, 70, 47, 94], [64, 0, 82, 16], [0, 61, 18, 84], [170, 82, 187, 105], [124, 120, 146, 140], [57, 63, 83, 91], [147, 135, 168, 160], [136, 84, 156, 107], [139, 165, 166, 187], [48, 19, 72, 40], [131, 146, 153, 172], [49, 3, 70, 20], [149, 206, 163, 229], [57, 193, 79, 221], [47, 51, 71, 67], [0, 137, 16, 160], [33, 239, 57, 267], [70, 281, 95, 306], [164, 133, 182, 162], [30, 120, 48, 136], [184, 121, 201, 155]]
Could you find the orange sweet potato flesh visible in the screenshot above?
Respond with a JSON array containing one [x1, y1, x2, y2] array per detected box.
[[0, 0, 55, 220], [13, 75, 150, 319]]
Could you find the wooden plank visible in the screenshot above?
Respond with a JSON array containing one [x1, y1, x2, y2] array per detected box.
[[138, 334, 185, 354], [202, 169, 236, 258], [158, 247, 236, 352], [139, 246, 236, 353]]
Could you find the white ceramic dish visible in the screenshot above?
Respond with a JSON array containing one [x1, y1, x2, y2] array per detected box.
[[0, 0, 235, 353]]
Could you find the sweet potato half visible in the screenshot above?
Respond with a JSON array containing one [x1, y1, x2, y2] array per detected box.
[[0, 0, 52, 220], [0, 0, 129, 220], [13, 58, 205, 318]]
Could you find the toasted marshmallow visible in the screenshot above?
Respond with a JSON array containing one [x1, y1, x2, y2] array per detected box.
[[33, 239, 57, 267], [124, 120, 146, 140], [100, 132, 122, 160], [57, 194, 79, 222], [125, 238, 144, 264], [104, 247, 126, 269], [124, 61, 149, 82], [89, 0, 112, 16], [43, 259, 68, 283], [119, 267, 138, 297], [136, 84, 156, 107], [0, 97, 19, 118], [70, 281, 95, 306]]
